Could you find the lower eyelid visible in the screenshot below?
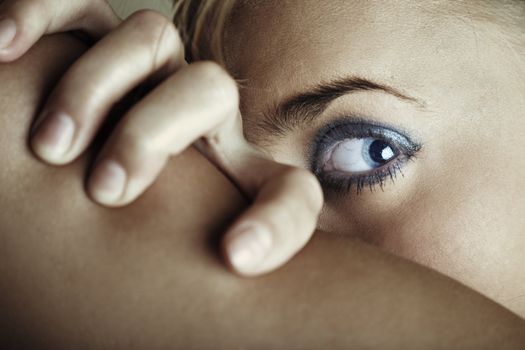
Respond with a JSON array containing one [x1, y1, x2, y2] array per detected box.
[[316, 151, 414, 196]]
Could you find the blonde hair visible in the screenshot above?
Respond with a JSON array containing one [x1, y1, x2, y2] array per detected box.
[[172, 0, 525, 67], [172, 0, 237, 65]]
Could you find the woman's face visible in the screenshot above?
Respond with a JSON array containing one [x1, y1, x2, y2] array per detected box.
[[224, 0, 525, 316]]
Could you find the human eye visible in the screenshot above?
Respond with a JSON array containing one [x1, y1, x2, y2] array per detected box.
[[309, 118, 422, 195]]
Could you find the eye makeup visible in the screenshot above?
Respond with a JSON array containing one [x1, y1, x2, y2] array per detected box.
[[309, 117, 422, 196]]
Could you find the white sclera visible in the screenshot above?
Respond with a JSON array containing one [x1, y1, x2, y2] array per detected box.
[[331, 139, 373, 172]]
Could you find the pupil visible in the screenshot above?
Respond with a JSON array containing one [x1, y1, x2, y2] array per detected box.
[[369, 140, 393, 164]]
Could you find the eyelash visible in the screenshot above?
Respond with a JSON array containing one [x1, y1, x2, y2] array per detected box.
[[308, 117, 422, 196]]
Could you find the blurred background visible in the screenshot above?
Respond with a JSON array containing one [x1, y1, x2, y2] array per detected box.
[[107, 0, 172, 18]]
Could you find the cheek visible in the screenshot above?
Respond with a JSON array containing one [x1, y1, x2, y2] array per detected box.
[[321, 141, 525, 313], [383, 178, 525, 311], [382, 185, 509, 280]]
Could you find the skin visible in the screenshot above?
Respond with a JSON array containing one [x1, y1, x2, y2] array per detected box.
[[224, 0, 525, 316], [0, 0, 119, 61], [0, 0, 325, 277], [0, 34, 524, 349], [4, 0, 523, 297]]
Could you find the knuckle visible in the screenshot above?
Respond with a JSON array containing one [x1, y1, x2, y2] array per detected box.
[[116, 127, 155, 157], [88, 0, 108, 10], [187, 61, 239, 111], [88, 0, 119, 21], [128, 9, 171, 31], [126, 9, 176, 45], [94, 0, 112, 9], [8, 0, 43, 20], [126, 9, 182, 68], [169, 26, 184, 57]]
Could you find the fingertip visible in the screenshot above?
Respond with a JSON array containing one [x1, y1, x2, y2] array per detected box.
[[0, 17, 19, 61], [30, 112, 76, 165], [223, 223, 274, 276], [88, 159, 128, 207]]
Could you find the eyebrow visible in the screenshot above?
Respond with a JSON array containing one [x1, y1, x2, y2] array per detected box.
[[255, 76, 423, 138]]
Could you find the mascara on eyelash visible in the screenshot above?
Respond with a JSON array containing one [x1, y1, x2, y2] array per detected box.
[[309, 117, 422, 195]]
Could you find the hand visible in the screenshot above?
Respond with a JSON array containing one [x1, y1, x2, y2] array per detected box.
[[2, 3, 324, 276], [0, 0, 120, 62]]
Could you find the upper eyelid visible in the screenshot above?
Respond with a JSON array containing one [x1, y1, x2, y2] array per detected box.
[[309, 116, 422, 163], [315, 116, 421, 143]]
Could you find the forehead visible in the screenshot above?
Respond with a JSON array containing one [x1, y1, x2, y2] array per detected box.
[[226, 0, 474, 94], [223, 0, 525, 148]]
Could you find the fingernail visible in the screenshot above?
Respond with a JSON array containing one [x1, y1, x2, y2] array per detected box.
[[32, 112, 75, 162], [89, 160, 127, 204], [0, 19, 16, 50], [227, 224, 273, 272]]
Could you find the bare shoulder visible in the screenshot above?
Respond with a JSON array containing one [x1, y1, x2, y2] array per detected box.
[[0, 34, 85, 180], [0, 34, 246, 348]]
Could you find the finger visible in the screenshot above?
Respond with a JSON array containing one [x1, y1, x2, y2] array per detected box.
[[0, 0, 120, 61], [30, 10, 184, 165], [87, 61, 238, 206], [222, 165, 324, 276]]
